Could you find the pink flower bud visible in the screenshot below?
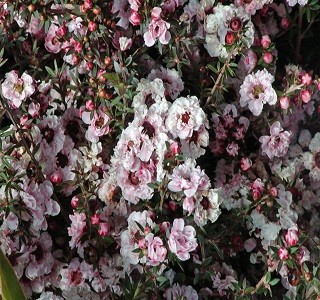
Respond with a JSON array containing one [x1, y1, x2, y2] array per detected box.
[[138, 238, 147, 249], [169, 200, 177, 211], [71, 196, 79, 208], [84, 0, 93, 10], [50, 171, 62, 183], [301, 73, 312, 86], [268, 187, 278, 197], [160, 221, 170, 234], [74, 42, 83, 53], [20, 115, 29, 126], [170, 142, 180, 155], [56, 25, 67, 38], [278, 246, 289, 260], [260, 35, 271, 48], [285, 227, 299, 247], [98, 222, 110, 236], [91, 214, 100, 225], [88, 21, 97, 32], [130, 11, 141, 26], [301, 90, 311, 103], [144, 227, 151, 235], [252, 190, 261, 200], [280, 96, 290, 109], [281, 17, 290, 29], [263, 52, 273, 64], [240, 157, 252, 171], [86, 100, 95, 111], [86, 61, 93, 71]]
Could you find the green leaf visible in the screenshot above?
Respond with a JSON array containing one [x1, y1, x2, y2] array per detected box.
[[266, 271, 271, 283], [269, 278, 280, 286], [0, 249, 26, 300]]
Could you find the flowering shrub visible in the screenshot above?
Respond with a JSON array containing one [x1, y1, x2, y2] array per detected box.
[[1, 0, 320, 299]]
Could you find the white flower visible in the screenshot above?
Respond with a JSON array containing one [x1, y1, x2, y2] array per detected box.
[[1, 71, 35, 108], [239, 69, 277, 116], [204, 4, 254, 58], [165, 96, 206, 140]]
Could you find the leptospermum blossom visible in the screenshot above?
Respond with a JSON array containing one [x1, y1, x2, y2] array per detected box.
[[1, 70, 35, 108], [259, 121, 292, 159], [144, 7, 171, 47], [239, 69, 277, 116], [204, 4, 254, 58], [81, 106, 110, 143], [165, 96, 206, 140], [168, 159, 210, 197], [168, 218, 198, 261]]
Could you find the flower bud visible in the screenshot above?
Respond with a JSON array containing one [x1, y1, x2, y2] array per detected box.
[[260, 35, 271, 48], [278, 246, 289, 260]]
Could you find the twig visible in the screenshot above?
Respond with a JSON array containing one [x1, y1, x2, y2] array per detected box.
[[204, 50, 234, 108]]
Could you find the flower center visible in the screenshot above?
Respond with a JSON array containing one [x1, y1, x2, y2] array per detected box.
[[252, 84, 264, 99], [315, 152, 320, 168], [71, 271, 83, 285], [142, 121, 155, 138], [42, 127, 55, 144], [229, 17, 242, 32], [181, 112, 190, 124], [56, 152, 69, 168], [32, 243, 44, 262], [14, 80, 24, 93], [129, 172, 139, 185], [200, 197, 210, 210], [95, 117, 105, 128]]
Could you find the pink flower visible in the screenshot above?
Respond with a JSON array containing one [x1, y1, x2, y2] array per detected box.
[[68, 212, 87, 248], [168, 159, 210, 197], [239, 69, 277, 116], [278, 246, 289, 260], [98, 222, 110, 236], [82, 106, 110, 143], [285, 227, 299, 247], [260, 35, 271, 48], [145, 233, 167, 266], [165, 96, 206, 140], [168, 219, 198, 261], [165, 284, 198, 300], [259, 121, 291, 159], [144, 8, 171, 47], [2, 70, 35, 108], [45, 24, 63, 53]]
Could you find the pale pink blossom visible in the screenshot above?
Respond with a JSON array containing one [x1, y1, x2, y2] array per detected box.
[[1, 70, 35, 108], [82, 106, 110, 143], [144, 8, 171, 47], [239, 69, 277, 116], [68, 212, 87, 248], [168, 218, 198, 261], [168, 159, 210, 197], [259, 121, 291, 159], [145, 233, 167, 266], [25, 233, 55, 280], [165, 284, 198, 300], [165, 96, 206, 140], [45, 24, 63, 53]]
